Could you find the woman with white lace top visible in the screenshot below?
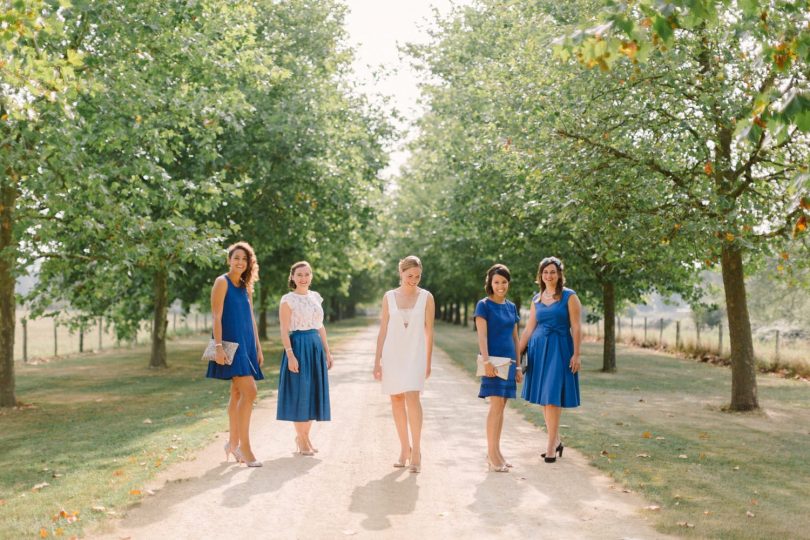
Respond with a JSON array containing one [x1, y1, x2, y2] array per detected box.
[[373, 255, 435, 473], [277, 261, 333, 456]]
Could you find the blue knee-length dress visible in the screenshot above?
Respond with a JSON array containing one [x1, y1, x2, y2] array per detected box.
[[206, 275, 264, 381], [474, 297, 519, 399], [522, 287, 580, 407]]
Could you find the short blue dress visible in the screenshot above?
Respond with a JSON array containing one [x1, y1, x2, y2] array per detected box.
[[522, 287, 579, 407], [474, 298, 519, 399], [206, 275, 264, 381]]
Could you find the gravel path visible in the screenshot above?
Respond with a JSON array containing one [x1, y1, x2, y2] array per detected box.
[[93, 324, 670, 540]]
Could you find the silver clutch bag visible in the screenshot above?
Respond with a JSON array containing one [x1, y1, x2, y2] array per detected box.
[[202, 339, 239, 365]]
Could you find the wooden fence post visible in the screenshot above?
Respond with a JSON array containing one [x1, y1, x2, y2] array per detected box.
[[22, 318, 28, 363], [775, 330, 780, 361], [53, 320, 58, 357], [644, 317, 648, 343], [98, 317, 103, 350], [676, 321, 681, 349], [659, 318, 664, 346], [718, 323, 723, 355]]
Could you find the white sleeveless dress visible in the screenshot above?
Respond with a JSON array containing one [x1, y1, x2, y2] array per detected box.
[[381, 289, 428, 395]]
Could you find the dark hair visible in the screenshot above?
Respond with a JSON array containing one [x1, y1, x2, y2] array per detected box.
[[484, 263, 511, 295], [227, 241, 259, 295], [288, 261, 312, 290], [536, 256, 564, 298]]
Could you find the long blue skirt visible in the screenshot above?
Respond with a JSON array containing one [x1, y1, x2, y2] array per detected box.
[[522, 329, 580, 408], [276, 329, 331, 422]]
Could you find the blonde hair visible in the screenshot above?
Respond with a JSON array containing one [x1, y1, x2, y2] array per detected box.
[[398, 255, 422, 273], [288, 261, 312, 290]]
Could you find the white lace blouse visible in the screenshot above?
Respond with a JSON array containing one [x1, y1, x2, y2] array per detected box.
[[280, 291, 324, 331]]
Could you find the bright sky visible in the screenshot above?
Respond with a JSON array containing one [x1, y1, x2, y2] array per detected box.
[[343, 0, 466, 178]]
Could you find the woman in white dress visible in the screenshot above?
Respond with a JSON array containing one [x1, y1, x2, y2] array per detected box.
[[373, 255, 435, 473]]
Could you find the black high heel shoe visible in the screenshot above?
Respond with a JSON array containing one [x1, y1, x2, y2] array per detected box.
[[541, 442, 564, 459]]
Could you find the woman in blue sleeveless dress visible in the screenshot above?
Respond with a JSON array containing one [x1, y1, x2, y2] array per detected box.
[[206, 242, 265, 467], [277, 261, 333, 456], [474, 264, 523, 473], [518, 257, 582, 463]]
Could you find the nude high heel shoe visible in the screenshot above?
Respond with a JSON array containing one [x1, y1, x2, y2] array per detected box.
[[393, 447, 411, 468], [295, 437, 314, 456], [234, 447, 262, 467], [409, 451, 421, 473], [487, 456, 509, 473]]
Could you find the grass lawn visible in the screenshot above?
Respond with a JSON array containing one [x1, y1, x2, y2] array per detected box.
[[434, 321, 810, 540], [0, 317, 369, 540]]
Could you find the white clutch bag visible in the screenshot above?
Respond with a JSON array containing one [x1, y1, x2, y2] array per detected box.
[[476, 354, 512, 380], [202, 339, 239, 365]]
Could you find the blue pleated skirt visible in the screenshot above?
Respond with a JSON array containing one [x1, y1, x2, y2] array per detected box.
[[276, 329, 331, 422]]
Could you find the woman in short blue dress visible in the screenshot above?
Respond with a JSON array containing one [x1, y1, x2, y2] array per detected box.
[[474, 264, 522, 472], [206, 241, 265, 467], [518, 257, 582, 463], [277, 261, 333, 456]]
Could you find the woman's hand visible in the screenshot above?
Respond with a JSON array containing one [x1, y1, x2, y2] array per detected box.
[[569, 353, 581, 374], [287, 354, 300, 373], [373, 362, 382, 380], [326, 351, 333, 369], [515, 363, 524, 383], [484, 361, 498, 378], [257, 349, 265, 367], [215, 348, 227, 365], [425, 363, 432, 379]]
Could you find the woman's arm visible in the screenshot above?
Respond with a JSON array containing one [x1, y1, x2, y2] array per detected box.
[[373, 294, 390, 380], [424, 293, 435, 379], [317, 325, 333, 369], [513, 322, 523, 383], [279, 300, 299, 373], [210, 277, 228, 365], [475, 308, 497, 378], [517, 301, 537, 356], [568, 294, 582, 373], [248, 292, 264, 367]]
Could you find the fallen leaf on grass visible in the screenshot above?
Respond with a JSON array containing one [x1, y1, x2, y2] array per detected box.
[[0, 499, 5, 505], [644, 505, 661, 511], [129, 489, 141, 496], [146, 489, 155, 496], [55, 527, 64, 537], [638, 398, 646, 403], [655, 436, 666, 440], [678, 454, 688, 459], [750, 499, 758, 505], [91, 506, 106, 512], [185, 412, 195, 417], [600, 450, 609, 456], [733, 466, 740, 471], [641, 432, 652, 439], [698, 432, 710, 440], [611, 443, 620, 447], [52, 473, 63, 478], [747, 511, 755, 518], [636, 453, 650, 458], [677, 521, 695, 528], [32, 482, 50, 491], [112, 470, 124, 477], [39, 528, 48, 538], [704, 510, 712, 515], [142, 419, 152, 424]]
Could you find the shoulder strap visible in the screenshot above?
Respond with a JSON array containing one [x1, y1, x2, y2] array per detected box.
[[386, 290, 397, 312]]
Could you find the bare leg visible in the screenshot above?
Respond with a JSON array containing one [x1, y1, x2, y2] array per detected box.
[[543, 405, 562, 458], [227, 382, 241, 451], [232, 376, 258, 461], [487, 397, 507, 467], [404, 391, 423, 467], [390, 394, 410, 462]]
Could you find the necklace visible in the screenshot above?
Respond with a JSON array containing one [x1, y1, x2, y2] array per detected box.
[[542, 290, 556, 301]]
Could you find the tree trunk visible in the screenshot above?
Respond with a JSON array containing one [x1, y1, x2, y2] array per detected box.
[[602, 280, 616, 372], [149, 269, 169, 369], [721, 244, 758, 410], [258, 282, 269, 340], [0, 175, 17, 406], [463, 300, 469, 327], [453, 301, 461, 325]]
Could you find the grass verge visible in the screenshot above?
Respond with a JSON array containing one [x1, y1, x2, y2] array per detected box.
[[0, 317, 368, 540], [434, 321, 810, 540]]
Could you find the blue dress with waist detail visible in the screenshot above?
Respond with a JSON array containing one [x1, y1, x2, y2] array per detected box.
[[521, 288, 579, 407], [206, 275, 264, 380]]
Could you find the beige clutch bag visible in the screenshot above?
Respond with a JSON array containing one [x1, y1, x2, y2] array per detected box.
[[202, 339, 239, 365], [476, 354, 512, 380]]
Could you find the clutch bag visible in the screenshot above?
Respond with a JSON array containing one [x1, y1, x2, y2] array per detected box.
[[519, 351, 528, 374], [202, 339, 239, 365], [476, 354, 512, 380]]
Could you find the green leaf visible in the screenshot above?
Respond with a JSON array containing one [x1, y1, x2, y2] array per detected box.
[[652, 16, 673, 45]]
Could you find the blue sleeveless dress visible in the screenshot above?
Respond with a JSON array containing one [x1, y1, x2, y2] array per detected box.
[[205, 275, 264, 380], [474, 298, 519, 399], [521, 288, 579, 407]]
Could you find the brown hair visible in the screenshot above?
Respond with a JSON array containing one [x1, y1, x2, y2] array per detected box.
[[398, 255, 422, 273], [484, 263, 511, 295], [288, 261, 312, 290], [227, 241, 259, 295], [536, 256, 564, 298]]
